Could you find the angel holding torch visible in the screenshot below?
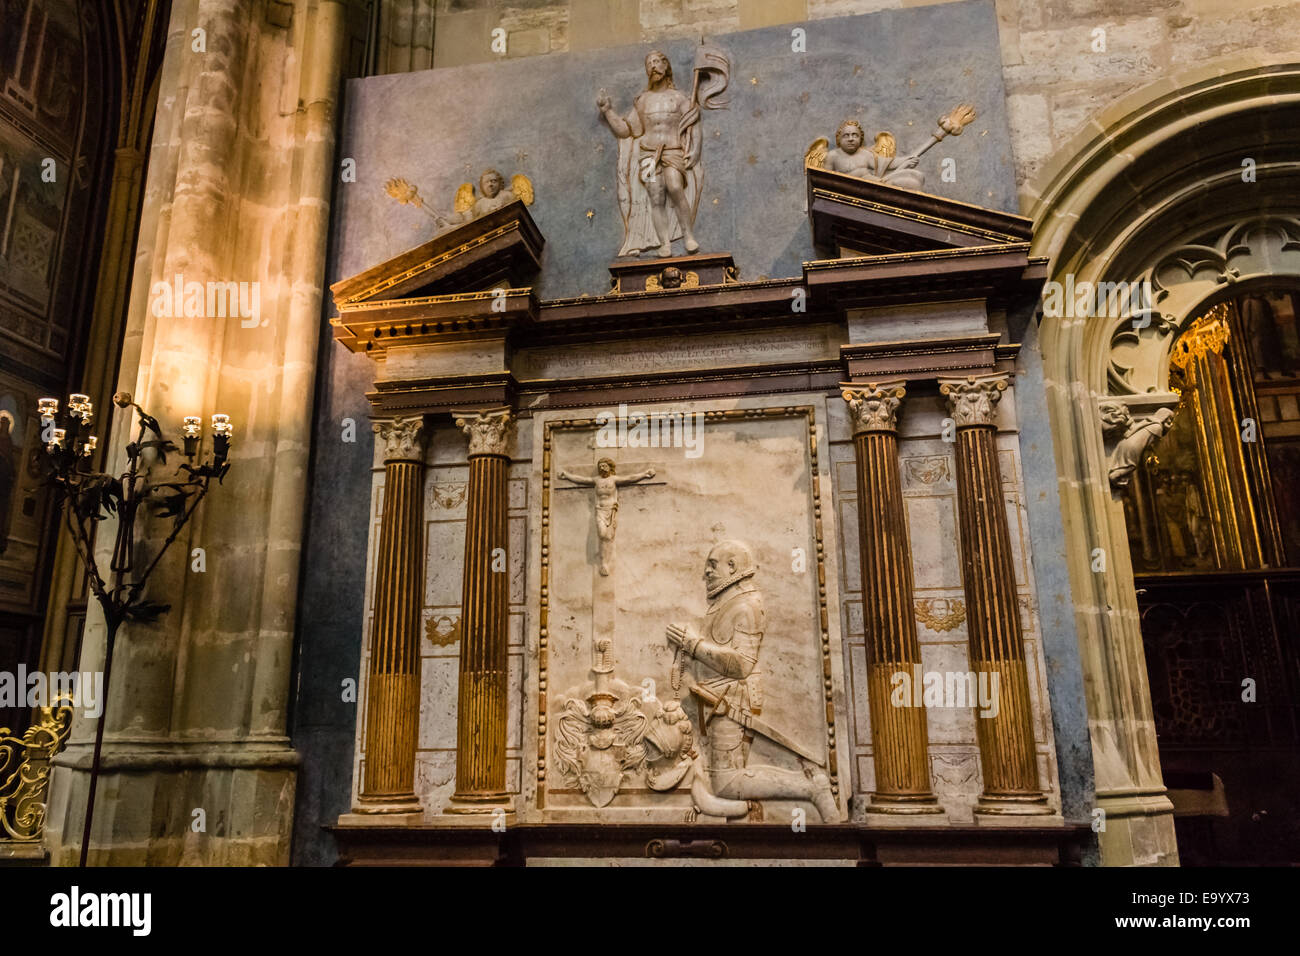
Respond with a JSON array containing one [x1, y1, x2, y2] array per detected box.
[[805, 104, 977, 191], [384, 167, 534, 234]]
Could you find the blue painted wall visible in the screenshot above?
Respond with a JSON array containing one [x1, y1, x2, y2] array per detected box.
[[332, 1, 1019, 297]]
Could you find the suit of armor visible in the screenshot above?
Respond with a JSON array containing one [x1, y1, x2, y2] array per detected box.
[[669, 541, 839, 821], [685, 580, 763, 782]]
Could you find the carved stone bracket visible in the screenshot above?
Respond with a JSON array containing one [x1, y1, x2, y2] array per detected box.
[[938, 374, 1008, 427], [1098, 393, 1181, 493], [842, 381, 906, 434], [455, 407, 513, 458], [373, 415, 426, 463]]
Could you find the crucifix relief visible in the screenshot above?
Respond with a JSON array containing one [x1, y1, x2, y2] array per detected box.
[[556, 457, 656, 576], [551, 455, 662, 808]]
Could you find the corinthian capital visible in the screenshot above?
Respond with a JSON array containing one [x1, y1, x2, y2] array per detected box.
[[455, 407, 513, 458], [938, 374, 1008, 428], [841, 381, 907, 434], [373, 416, 426, 462]]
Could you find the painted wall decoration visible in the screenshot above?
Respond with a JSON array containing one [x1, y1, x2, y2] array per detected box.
[[0, 0, 104, 624], [0, 129, 67, 311], [0, 369, 52, 612], [0, 0, 87, 365], [0, 0, 82, 145]]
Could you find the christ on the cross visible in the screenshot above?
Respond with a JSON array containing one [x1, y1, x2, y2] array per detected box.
[[557, 457, 656, 576]]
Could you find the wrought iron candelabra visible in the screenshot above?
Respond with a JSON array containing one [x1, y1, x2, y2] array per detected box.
[[38, 390, 232, 866]]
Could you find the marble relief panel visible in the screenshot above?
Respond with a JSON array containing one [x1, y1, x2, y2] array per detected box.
[[930, 750, 982, 822], [525, 400, 850, 825], [847, 640, 872, 747], [350, 468, 385, 806]]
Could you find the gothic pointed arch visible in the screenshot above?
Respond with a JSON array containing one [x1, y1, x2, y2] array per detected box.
[[1025, 60, 1300, 865]]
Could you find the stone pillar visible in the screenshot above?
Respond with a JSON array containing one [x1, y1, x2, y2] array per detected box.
[[446, 408, 514, 814], [43, 0, 349, 865], [377, 0, 435, 73], [938, 375, 1050, 816], [842, 383, 942, 815], [355, 417, 427, 820]]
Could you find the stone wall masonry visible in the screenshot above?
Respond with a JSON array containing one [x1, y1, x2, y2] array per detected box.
[[387, 0, 1300, 190]]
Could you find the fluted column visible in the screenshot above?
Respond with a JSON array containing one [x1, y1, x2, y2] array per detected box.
[[447, 408, 514, 813], [357, 416, 427, 818], [939, 375, 1050, 816], [843, 383, 942, 815]]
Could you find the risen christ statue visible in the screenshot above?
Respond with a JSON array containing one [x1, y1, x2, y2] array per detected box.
[[597, 45, 729, 258], [557, 458, 655, 575]]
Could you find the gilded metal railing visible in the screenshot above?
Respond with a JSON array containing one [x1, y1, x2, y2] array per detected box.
[[0, 701, 73, 842]]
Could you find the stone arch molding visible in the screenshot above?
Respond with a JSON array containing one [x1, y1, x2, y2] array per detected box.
[[1024, 61, 1300, 865]]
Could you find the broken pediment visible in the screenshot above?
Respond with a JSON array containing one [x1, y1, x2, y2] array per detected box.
[[330, 198, 545, 308], [806, 166, 1032, 257]]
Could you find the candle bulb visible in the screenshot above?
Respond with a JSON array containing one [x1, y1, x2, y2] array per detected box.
[[211, 414, 232, 462], [82, 435, 97, 456], [38, 398, 59, 421], [50, 427, 66, 450], [182, 416, 202, 457], [65, 392, 89, 442]]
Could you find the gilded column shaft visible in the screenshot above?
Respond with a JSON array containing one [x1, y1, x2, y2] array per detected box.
[[361, 417, 426, 811], [450, 409, 514, 809], [843, 384, 940, 811], [940, 376, 1047, 812]]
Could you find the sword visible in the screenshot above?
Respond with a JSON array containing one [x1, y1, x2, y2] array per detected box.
[[688, 681, 823, 765]]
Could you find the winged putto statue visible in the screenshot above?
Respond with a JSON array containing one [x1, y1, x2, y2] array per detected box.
[[805, 104, 977, 191], [384, 168, 534, 235]]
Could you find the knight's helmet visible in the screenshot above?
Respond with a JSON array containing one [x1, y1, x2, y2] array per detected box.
[[643, 699, 695, 791]]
